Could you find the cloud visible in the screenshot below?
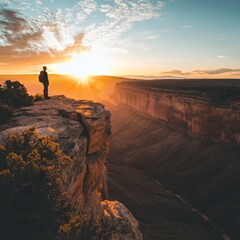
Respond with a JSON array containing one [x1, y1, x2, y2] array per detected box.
[[0, 9, 28, 34], [77, 0, 96, 15], [217, 55, 228, 59], [84, 0, 164, 43], [0, 7, 88, 68], [230, 73, 240, 77], [36, 0, 42, 5], [0, 0, 164, 71], [159, 68, 240, 77], [193, 68, 240, 75], [162, 70, 191, 75]]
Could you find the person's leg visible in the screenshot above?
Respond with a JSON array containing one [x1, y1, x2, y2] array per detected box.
[[43, 83, 45, 98], [43, 84, 48, 99], [46, 84, 48, 98]]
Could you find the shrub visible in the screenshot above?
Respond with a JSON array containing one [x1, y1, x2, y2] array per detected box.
[[0, 80, 34, 125], [58, 215, 95, 240], [0, 103, 13, 124], [0, 128, 90, 240], [33, 93, 44, 102], [0, 80, 33, 107]]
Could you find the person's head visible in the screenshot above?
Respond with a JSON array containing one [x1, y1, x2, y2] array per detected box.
[[43, 66, 47, 71]]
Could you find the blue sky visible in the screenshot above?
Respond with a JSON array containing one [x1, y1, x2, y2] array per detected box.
[[0, 0, 240, 77]]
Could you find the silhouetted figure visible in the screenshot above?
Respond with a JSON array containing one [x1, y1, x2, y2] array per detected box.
[[39, 66, 50, 99]]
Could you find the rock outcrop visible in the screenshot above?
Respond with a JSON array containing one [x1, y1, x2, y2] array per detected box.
[[0, 95, 142, 240], [115, 82, 240, 145]]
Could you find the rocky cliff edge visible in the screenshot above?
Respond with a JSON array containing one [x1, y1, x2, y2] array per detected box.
[[0, 95, 142, 240], [116, 83, 240, 145]]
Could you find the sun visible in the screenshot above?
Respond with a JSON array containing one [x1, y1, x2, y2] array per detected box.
[[52, 44, 112, 83]]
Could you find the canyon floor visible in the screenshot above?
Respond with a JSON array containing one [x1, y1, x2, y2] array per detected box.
[[108, 164, 226, 240], [106, 100, 239, 240]]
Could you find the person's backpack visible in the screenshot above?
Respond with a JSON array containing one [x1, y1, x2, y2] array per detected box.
[[39, 71, 44, 83]]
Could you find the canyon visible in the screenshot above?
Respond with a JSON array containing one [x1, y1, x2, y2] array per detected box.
[[107, 79, 240, 240], [1, 77, 239, 239]]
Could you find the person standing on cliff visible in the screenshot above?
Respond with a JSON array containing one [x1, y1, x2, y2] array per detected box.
[[39, 66, 50, 99]]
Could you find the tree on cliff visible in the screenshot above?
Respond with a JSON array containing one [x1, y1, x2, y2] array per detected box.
[[0, 80, 33, 107], [0, 80, 33, 124]]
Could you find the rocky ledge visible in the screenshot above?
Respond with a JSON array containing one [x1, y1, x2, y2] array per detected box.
[[0, 95, 142, 240]]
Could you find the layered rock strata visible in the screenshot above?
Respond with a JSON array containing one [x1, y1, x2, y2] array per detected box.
[[0, 95, 142, 240], [115, 82, 240, 145]]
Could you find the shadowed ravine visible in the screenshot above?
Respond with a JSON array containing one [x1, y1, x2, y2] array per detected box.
[[108, 164, 229, 240], [154, 180, 231, 240], [106, 100, 239, 240]]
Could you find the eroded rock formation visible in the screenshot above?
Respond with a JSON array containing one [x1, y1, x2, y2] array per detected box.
[[0, 95, 142, 240], [115, 82, 240, 145]]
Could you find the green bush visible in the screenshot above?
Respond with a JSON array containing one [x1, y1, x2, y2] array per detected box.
[[0, 103, 13, 124], [0, 80, 33, 107], [0, 128, 90, 240]]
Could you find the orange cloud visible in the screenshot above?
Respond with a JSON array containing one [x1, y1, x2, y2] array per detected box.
[[0, 8, 88, 73]]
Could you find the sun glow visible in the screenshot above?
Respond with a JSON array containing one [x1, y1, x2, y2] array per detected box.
[[52, 45, 112, 83]]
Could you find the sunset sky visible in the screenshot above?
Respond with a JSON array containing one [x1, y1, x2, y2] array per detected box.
[[0, 0, 240, 78]]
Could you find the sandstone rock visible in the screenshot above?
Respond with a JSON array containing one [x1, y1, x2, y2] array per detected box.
[[115, 84, 240, 145], [0, 95, 141, 239], [101, 200, 143, 240]]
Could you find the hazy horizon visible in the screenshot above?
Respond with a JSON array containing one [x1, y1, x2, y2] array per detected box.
[[0, 74, 129, 101], [1, 73, 240, 79]]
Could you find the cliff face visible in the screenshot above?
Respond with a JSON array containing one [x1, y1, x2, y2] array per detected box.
[[0, 95, 142, 240], [115, 83, 240, 145]]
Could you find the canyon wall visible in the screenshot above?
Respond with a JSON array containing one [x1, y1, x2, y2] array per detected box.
[[0, 96, 142, 240], [115, 83, 240, 145]]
